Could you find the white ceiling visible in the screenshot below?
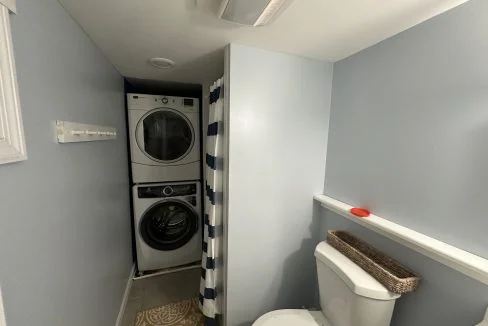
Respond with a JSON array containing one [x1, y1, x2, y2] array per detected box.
[[58, 0, 469, 84]]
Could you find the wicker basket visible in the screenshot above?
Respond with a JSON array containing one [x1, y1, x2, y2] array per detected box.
[[327, 230, 420, 294]]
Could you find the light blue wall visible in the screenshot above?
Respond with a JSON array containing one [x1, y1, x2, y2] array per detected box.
[[326, 0, 488, 258], [0, 1, 132, 325], [325, 0, 488, 325], [225, 44, 333, 326]]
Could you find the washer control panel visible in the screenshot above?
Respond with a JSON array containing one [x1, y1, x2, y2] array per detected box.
[[138, 183, 197, 198]]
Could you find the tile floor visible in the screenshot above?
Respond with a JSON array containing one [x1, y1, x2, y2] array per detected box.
[[121, 268, 201, 326]]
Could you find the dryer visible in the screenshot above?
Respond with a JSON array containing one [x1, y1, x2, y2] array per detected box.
[[127, 93, 200, 183], [133, 181, 202, 272]]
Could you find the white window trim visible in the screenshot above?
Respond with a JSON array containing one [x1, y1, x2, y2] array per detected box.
[[0, 0, 15, 14], [0, 286, 6, 326], [0, 3, 27, 165]]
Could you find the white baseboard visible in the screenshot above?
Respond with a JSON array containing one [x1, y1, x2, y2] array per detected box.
[[132, 262, 200, 280], [115, 263, 135, 326]]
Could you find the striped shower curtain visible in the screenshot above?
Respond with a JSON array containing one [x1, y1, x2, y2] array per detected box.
[[200, 78, 224, 326]]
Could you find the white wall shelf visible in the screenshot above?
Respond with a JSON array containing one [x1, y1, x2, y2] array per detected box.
[[55, 121, 117, 143], [314, 194, 488, 286]]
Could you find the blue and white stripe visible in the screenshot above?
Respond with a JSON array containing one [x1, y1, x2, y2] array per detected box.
[[200, 78, 224, 325]]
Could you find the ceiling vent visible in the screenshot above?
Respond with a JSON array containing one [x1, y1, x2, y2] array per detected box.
[[218, 0, 291, 26]]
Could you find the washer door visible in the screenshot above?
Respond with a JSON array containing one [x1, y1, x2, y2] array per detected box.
[[136, 108, 195, 164], [139, 200, 198, 251]]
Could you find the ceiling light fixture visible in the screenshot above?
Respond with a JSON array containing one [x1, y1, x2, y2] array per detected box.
[[148, 57, 176, 69], [219, 0, 292, 27]]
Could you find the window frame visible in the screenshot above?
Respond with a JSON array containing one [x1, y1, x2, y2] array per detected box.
[[0, 3, 27, 165]]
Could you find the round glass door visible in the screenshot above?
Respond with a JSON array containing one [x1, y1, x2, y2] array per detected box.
[[140, 201, 198, 251], [137, 109, 194, 163]]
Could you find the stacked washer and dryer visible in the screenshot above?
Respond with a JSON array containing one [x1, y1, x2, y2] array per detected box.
[[127, 93, 202, 273]]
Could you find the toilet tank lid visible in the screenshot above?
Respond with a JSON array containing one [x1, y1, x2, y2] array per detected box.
[[315, 242, 401, 301]]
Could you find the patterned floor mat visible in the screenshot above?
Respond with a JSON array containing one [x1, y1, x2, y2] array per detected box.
[[135, 298, 204, 326]]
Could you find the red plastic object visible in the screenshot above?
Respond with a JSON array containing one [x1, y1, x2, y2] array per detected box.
[[350, 207, 370, 218]]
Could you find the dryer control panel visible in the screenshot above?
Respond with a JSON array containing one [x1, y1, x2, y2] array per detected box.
[[127, 93, 199, 113]]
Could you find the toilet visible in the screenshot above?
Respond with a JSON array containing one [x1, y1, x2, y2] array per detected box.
[[253, 241, 401, 326]]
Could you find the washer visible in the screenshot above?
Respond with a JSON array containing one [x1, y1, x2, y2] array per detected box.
[[133, 181, 202, 272], [128, 93, 200, 183]]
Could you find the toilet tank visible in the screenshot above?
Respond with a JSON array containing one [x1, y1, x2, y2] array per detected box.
[[314, 242, 401, 326]]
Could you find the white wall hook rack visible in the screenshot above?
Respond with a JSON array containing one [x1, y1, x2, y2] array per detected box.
[[55, 120, 117, 143]]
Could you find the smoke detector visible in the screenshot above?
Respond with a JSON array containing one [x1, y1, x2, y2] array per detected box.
[[218, 0, 292, 26]]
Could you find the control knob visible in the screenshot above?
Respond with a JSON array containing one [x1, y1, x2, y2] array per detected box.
[[162, 186, 173, 196]]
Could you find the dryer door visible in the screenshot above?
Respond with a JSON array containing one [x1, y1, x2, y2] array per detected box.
[[136, 108, 195, 164], [139, 200, 198, 251]]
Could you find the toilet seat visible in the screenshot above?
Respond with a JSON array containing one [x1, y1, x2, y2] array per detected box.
[[253, 309, 332, 326]]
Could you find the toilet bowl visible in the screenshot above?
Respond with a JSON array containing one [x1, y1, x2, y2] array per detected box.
[[253, 309, 331, 326], [253, 242, 401, 326]]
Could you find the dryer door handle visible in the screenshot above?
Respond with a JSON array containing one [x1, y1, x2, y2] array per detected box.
[[135, 117, 145, 151]]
